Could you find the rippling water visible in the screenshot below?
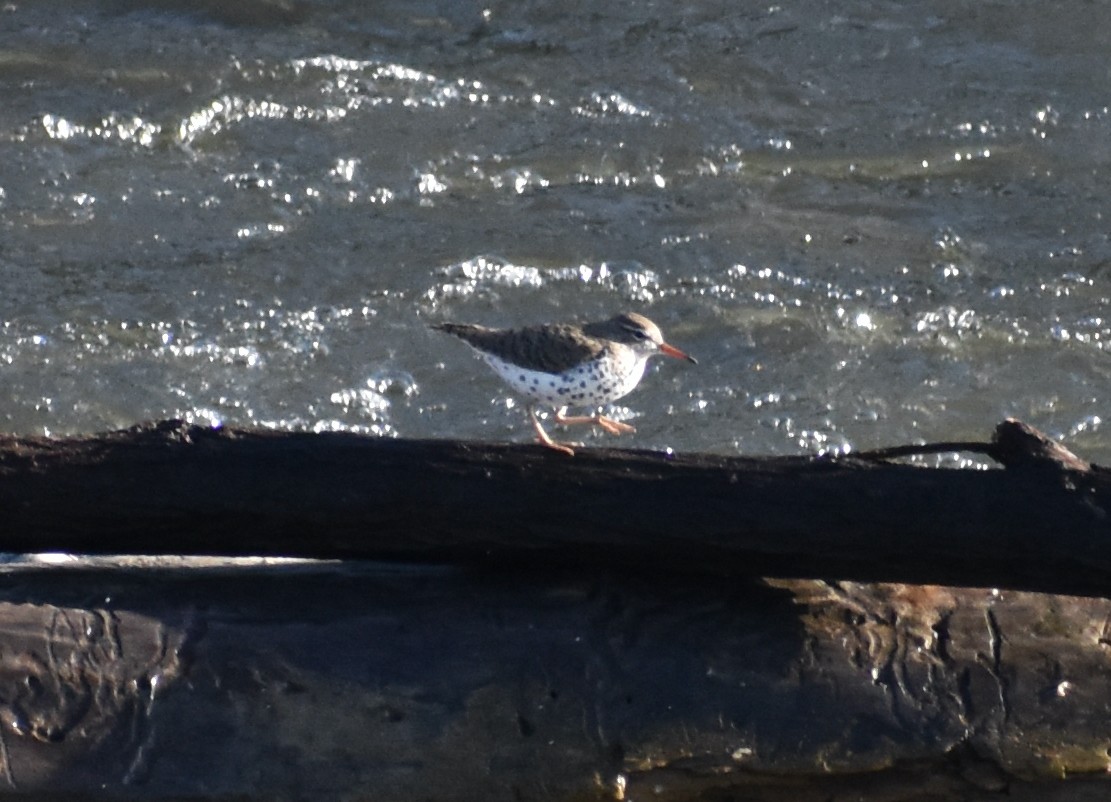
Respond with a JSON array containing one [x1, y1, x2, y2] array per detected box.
[[3, 0, 1111, 464]]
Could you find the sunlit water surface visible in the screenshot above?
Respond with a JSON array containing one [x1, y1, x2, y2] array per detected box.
[[3, 0, 1111, 470]]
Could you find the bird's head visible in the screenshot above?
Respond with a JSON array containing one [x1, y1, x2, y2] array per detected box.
[[597, 312, 697, 363]]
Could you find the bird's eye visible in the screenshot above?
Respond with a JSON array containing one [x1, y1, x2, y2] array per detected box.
[[621, 322, 651, 341]]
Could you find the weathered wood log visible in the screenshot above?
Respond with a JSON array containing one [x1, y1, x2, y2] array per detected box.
[[0, 565, 1105, 799], [0, 420, 1109, 799], [0, 418, 1107, 596]]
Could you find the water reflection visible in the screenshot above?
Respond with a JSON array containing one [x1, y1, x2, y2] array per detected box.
[[1, 1, 1110, 460]]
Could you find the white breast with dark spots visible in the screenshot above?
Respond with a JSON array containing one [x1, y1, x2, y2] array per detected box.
[[481, 348, 647, 408]]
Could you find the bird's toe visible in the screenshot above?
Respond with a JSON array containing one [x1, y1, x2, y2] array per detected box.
[[597, 416, 636, 435]]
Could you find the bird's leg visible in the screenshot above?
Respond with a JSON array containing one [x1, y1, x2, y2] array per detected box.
[[529, 407, 575, 456], [554, 407, 636, 435]]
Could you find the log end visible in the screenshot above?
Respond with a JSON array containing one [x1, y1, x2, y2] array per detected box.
[[992, 419, 1091, 472]]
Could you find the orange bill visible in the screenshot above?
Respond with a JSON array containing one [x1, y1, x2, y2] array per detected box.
[[659, 342, 698, 364]]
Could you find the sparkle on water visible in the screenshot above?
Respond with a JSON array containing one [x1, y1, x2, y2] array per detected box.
[[2, 2, 1111, 464]]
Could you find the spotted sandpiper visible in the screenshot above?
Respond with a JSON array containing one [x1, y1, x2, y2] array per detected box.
[[432, 312, 696, 455]]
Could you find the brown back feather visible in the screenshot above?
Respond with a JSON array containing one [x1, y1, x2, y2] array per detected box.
[[433, 322, 604, 374]]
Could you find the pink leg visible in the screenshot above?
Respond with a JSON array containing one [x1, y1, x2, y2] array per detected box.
[[529, 407, 575, 456], [554, 407, 636, 436]]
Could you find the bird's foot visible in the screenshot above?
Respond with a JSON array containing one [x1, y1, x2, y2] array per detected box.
[[554, 411, 636, 436], [595, 416, 636, 436], [530, 407, 576, 456], [538, 438, 576, 456]]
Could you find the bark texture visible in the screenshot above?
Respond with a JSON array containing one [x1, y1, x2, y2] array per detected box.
[[0, 568, 1102, 799], [0, 420, 1107, 799], [0, 418, 1106, 595]]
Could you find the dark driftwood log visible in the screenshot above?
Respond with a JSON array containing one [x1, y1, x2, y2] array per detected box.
[[0, 566, 1107, 800], [0, 418, 1108, 596], [0, 420, 1108, 799]]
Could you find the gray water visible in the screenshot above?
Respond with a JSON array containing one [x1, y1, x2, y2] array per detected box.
[[4, 0, 1111, 464]]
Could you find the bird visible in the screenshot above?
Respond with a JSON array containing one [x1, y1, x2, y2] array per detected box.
[[432, 312, 696, 455]]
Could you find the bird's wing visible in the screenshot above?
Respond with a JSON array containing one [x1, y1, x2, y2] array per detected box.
[[434, 323, 604, 374]]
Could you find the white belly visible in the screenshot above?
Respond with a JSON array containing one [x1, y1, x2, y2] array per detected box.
[[480, 350, 647, 408]]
